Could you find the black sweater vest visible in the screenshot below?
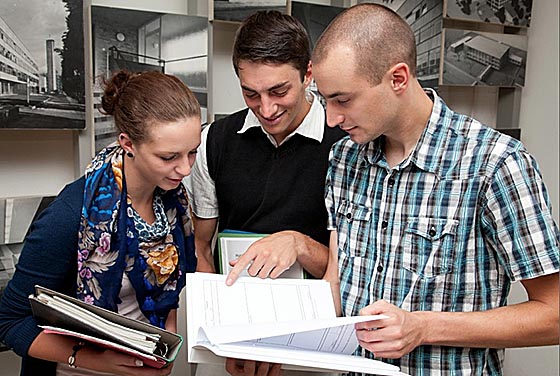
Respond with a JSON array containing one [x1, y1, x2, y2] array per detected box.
[[207, 108, 345, 247]]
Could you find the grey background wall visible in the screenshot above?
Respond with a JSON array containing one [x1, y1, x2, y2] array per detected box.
[[0, 0, 557, 374]]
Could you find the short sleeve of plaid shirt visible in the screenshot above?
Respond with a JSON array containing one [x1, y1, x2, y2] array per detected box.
[[480, 148, 560, 281]]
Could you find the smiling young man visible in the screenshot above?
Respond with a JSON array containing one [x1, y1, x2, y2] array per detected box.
[[312, 4, 559, 376], [187, 10, 344, 376]]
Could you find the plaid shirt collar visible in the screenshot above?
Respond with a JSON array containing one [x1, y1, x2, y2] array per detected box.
[[361, 89, 460, 178]]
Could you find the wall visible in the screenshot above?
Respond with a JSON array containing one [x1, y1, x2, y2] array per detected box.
[[0, 130, 76, 197], [503, 0, 560, 375], [518, 0, 559, 224]]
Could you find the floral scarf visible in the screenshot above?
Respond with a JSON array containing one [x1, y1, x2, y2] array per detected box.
[[76, 144, 196, 328]]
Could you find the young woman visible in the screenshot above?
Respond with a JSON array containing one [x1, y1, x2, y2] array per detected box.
[[0, 70, 201, 376]]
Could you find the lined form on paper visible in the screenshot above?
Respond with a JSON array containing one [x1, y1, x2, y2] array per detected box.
[[199, 273, 334, 327], [185, 272, 407, 375]]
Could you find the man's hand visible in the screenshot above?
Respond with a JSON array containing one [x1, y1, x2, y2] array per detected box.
[[226, 231, 299, 286], [225, 358, 282, 376], [354, 300, 427, 359]]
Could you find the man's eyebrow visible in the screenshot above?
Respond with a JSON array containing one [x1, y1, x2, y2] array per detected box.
[[319, 90, 346, 100], [241, 85, 257, 92], [267, 81, 289, 91], [241, 81, 290, 93]]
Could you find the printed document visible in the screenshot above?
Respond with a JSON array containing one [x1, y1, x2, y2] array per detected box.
[[185, 273, 407, 375]]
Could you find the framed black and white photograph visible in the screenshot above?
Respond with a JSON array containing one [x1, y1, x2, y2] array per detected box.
[[444, 0, 533, 27], [212, 0, 286, 23], [92, 6, 208, 151], [358, 0, 444, 88], [0, 0, 85, 129], [441, 28, 527, 87], [291, 1, 345, 50]]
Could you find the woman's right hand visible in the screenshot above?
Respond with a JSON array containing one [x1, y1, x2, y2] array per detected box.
[[70, 347, 175, 376]]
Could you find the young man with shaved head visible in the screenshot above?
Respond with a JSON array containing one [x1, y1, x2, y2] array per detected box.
[[312, 4, 559, 375]]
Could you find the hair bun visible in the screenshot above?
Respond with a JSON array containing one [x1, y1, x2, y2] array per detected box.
[[100, 70, 136, 115]]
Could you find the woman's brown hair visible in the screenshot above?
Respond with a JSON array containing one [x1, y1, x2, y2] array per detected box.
[[101, 70, 201, 142]]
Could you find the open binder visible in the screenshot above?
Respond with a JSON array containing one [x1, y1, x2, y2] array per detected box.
[[29, 285, 183, 368]]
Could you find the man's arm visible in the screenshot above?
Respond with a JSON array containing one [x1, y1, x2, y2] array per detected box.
[[194, 217, 218, 273], [355, 272, 559, 358], [225, 230, 329, 285]]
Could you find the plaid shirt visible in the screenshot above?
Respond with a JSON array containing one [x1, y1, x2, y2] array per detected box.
[[325, 90, 560, 376]]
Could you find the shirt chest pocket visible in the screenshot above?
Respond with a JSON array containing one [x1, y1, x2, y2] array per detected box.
[[401, 217, 459, 278], [336, 201, 371, 258]]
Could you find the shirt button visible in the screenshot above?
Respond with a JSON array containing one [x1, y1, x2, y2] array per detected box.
[[388, 178, 395, 187], [381, 220, 388, 229], [429, 227, 436, 237], [346, 212, 352, 220], [377, 264, 383, 272]]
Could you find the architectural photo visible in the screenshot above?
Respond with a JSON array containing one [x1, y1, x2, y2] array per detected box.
[[445, 0, 533, 27], [213, 0, 286, 22], [92, 6, 208, 151], [359, 0, 443, 88], [0, 0, 85, 129], [442, 28, 527, 86]]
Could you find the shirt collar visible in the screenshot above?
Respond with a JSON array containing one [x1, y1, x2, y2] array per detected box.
[[407, 88, 458, 176], [362, 89, 457, 177], [238, 92, 325, 147]]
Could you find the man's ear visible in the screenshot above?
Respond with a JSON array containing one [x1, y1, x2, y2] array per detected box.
[[303, 61, 313, 88], [388, 63, 410, 94]]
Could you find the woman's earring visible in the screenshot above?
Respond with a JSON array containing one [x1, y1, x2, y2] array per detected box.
[[126, 152, 134, 158]]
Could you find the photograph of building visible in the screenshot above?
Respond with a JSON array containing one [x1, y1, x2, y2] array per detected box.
[[292, 1, 345, 49], [92, 6, 208, 151], [291, 1, 345, 107], [445, 0, 533, 27], [0, 0, 85, 129], [213, 0, 286, 23], [442, 29, 527, 86], [359, 0, 443, 88]]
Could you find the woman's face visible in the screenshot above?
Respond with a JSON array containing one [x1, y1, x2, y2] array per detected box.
[[128, 117, 201, 191]]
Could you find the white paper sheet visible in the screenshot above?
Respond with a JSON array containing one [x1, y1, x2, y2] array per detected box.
[[185, 273, 408, 375]]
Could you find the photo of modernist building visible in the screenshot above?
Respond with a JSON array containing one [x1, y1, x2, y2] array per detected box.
[[213, 0, 286, 23], [92, 6, 208, 151], [445, 0, 532, 27], [442, 29, 527, 86], [291, 1, 345, 107], [0, 0, 85, 129], [359, 0, 443, 88], [292, 1, 345, 49]]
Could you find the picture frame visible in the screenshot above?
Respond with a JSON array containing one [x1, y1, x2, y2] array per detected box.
[[91, 5, 208, 151], [441, 28, 527, 87], [0, 0, 85, 129], [444, 0, 533, 28]]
